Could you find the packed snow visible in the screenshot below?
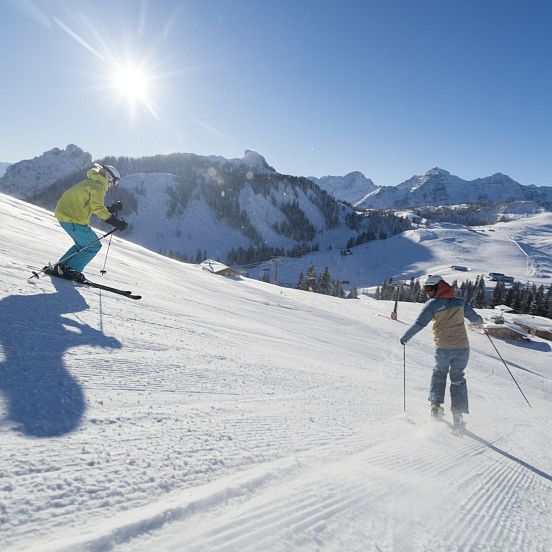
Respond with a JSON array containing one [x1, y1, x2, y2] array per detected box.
[[1, 192, 551, 551]]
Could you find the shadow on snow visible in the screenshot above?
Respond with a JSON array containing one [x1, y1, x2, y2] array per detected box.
[[0, 278, 121, 437], [443, 421, 552, 483]]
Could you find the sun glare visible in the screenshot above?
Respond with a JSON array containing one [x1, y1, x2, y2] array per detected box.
[[113, 63, 150, 102]]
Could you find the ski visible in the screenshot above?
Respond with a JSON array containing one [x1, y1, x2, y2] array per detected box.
[[29, 266, 142, 300], [77, 278, 142, 300]]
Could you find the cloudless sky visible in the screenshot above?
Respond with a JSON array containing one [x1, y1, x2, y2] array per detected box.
[[1, 0, 551, 186]]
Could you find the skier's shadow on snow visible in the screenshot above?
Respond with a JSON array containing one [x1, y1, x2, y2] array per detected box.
[[0, 278, 121, 437], [447, 424, 552, 483]]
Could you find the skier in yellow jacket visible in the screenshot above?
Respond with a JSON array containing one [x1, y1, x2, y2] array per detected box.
[[47, 163, 127, 282]]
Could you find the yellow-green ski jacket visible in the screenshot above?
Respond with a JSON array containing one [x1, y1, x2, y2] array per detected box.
[[55, 167, 112, 225]]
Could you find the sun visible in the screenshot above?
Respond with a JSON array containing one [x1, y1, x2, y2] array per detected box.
[[108, 60, 159, 119], [112, 62, 150, 102]]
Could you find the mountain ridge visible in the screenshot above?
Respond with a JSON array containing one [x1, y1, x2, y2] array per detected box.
[[356, 167, 552, 209], [0, 146, 409, 266], [2, 145, 551, 270]]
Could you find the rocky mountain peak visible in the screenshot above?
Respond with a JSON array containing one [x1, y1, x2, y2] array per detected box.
[[242, 150, 271, 170], [0, 144, 91, 200]]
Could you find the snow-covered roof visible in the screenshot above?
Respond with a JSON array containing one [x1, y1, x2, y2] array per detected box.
[[201, 259, 238, 276], [511, 315, 552, 332], [483, 322, 528, 336], [494, 304, 514, 312]]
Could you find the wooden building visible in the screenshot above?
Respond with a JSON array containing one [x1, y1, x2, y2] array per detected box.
[[511, 316, 552, 342], [201, 260, 239, 278], [482, 322, 528, 341]]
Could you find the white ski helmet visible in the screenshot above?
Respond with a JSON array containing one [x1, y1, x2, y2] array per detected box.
[[423, 274, 443, 287], [102, 164, 121, 185]]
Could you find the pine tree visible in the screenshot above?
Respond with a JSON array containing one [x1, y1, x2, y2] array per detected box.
[[319, 267, 333, 295], [491, 281, 506, 307], [504, 281, 517, 306], [333, 279, 343, 297], [306, 264, 317, 292], [512, 283, 523, 312], [521, 283, 536, 314], [296, 272, 306, 291], [545, 285, 552, 319], [536, 285, 546, 317], [471, 276, 486, 308]]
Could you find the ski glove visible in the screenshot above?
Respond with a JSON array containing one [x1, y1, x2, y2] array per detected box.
[[106, 215, 128, 231], [107, 201, 123, 214], [400, 337, 408, 345]]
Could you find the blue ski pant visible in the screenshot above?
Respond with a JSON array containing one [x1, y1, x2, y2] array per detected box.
[[58, 222, 102, 273], [428, 348, 470, 414]]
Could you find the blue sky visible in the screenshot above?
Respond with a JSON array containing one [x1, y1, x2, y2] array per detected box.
[[1, 0, 551, 186]]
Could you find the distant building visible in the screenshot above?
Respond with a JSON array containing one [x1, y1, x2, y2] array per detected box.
[[201, 260, 239, 278], [450, 265, 468, 271], [483, 322, 528, 341], [511, 316, 552, 342], [488, 272, 514, 282]]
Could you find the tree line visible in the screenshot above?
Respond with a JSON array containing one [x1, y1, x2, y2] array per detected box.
[[414, 204, 508, 226], [345, 211, 411, 248], [375, 275, 552, 319], [296, 265, 344, 297]]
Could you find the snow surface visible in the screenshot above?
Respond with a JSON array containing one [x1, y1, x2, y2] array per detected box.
[[1, 193, 552, 552]]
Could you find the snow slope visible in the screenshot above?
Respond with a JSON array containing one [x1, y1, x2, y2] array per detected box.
[[247, 214, 552, 290], [1, 193, 551, 552]]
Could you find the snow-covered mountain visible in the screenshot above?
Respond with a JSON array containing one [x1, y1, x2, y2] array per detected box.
[[1, 193, 551, 551], [1, 146, 408, 265], [0, 144, 91, 200], [357, 167, 552, 210], [0, 162, 11, 177], [309, 171, 377, 206], [3, 145, 552, 278]]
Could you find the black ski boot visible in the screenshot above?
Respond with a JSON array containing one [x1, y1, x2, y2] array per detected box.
[[44, 263, 86, 283]]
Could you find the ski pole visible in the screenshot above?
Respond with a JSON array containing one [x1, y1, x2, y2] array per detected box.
[[403, 343, 406, 412], [100, 205, 121, 276], [100, 235, 114, 276], [484, 329, 531, 408], [31, 228, 119, 279]]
